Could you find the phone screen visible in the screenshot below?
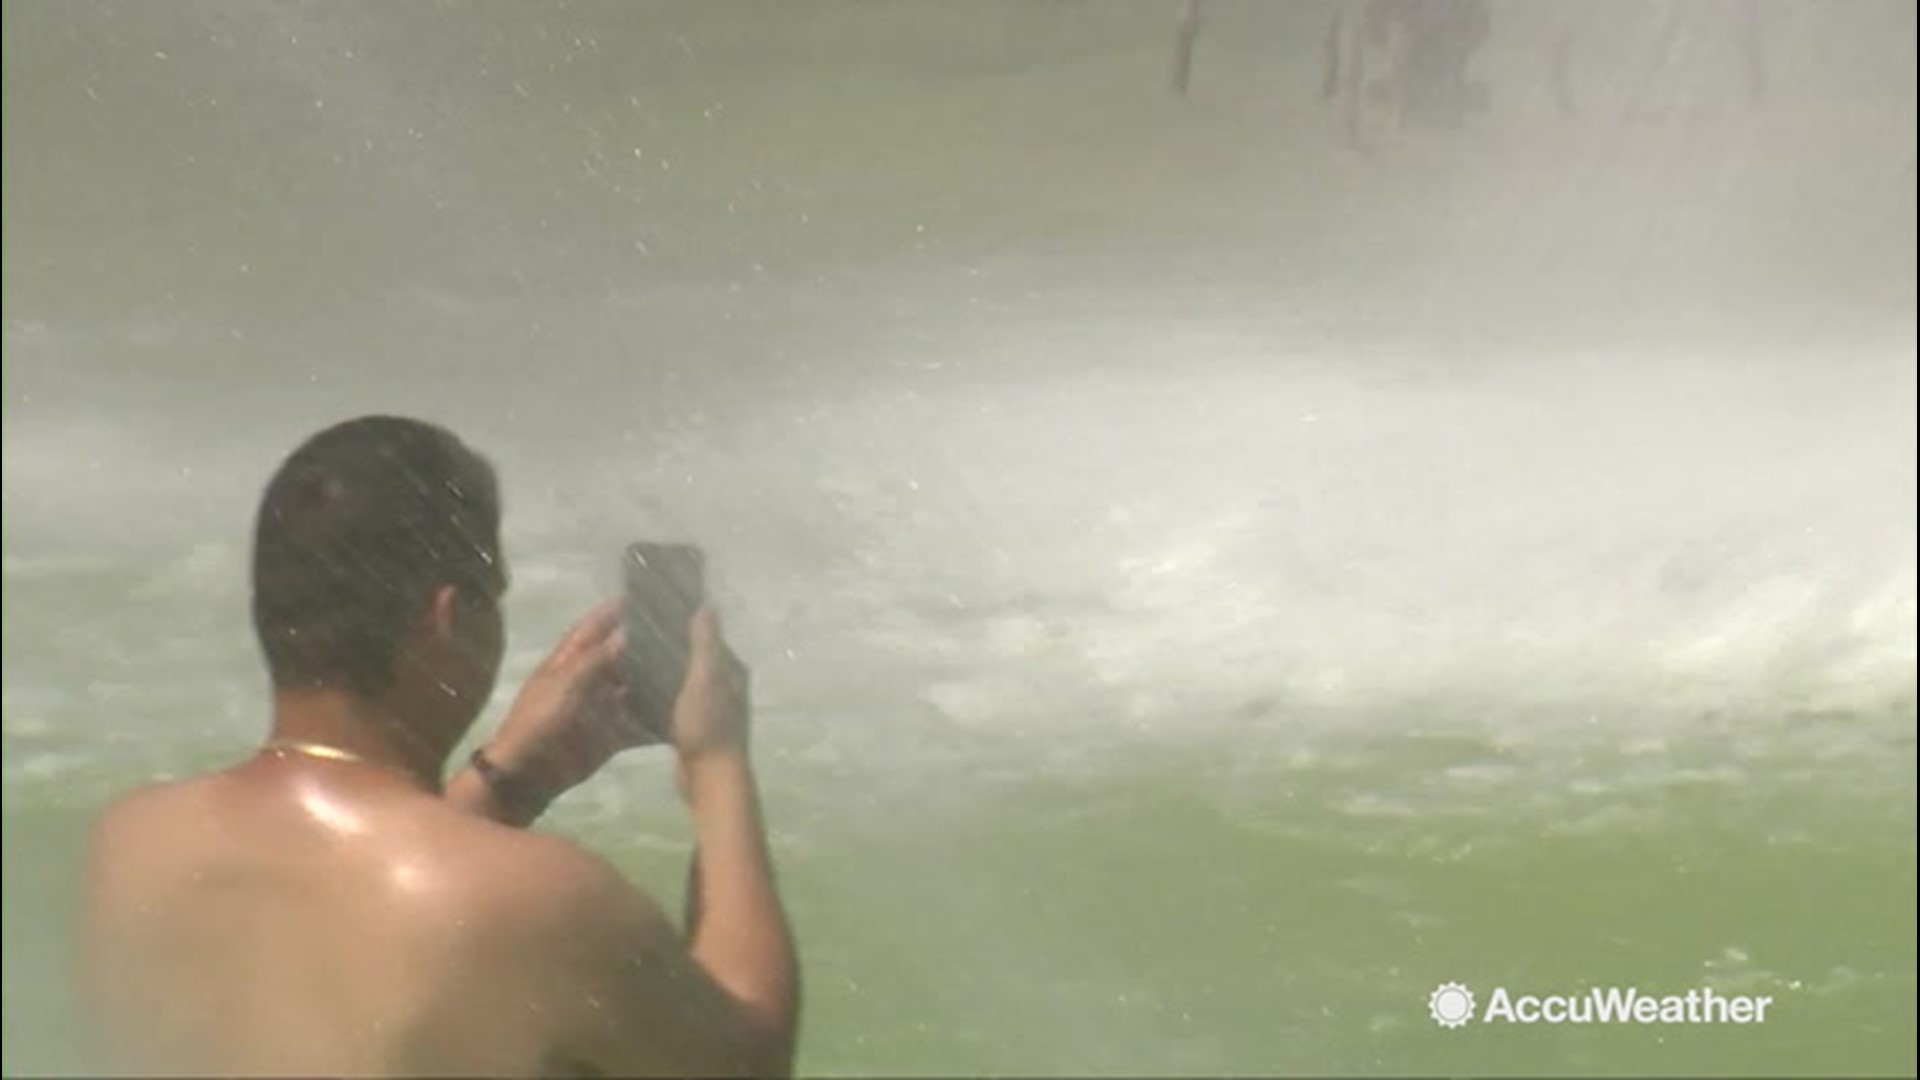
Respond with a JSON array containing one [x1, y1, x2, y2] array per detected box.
[[622, 542, 705, 744]]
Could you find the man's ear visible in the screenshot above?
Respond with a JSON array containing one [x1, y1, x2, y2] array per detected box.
[[424, 583, 461, 640]]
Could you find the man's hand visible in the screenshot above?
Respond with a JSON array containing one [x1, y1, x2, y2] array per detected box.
[[671, 606, 752, 793], [479, 599, 642, 799]]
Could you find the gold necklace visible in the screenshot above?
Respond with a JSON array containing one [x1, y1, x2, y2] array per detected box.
[[262, 739, 370, 766], [260, 739, 436, 793]]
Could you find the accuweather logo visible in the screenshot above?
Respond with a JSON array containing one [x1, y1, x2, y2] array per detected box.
[[1427, 982, 1776, 1027], [1428, 983, 1476, 1028]]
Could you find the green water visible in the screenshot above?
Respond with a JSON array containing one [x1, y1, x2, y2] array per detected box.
[[5, 2, 1916, 1075], [7, 718, 1916, 1075]]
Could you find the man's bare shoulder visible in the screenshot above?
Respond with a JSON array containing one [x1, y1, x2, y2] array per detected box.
[[86, 774, 227, 864], [81, 774, 261, 946]]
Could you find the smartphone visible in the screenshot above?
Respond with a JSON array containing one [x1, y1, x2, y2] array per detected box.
[[622, 542, 706, 745]]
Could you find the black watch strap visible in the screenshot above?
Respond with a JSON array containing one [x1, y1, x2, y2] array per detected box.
[[469, 747, 555, 823]]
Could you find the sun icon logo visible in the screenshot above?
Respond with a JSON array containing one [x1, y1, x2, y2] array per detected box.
[[1428, 982, 1476, 1028]]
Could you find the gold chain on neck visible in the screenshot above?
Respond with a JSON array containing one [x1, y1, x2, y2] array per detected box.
[[262, 739, 370, 766], [259, 739, 438, 794]]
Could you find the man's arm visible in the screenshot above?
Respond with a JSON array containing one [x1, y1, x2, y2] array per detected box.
[[469, 603, 800, 1073], [678, 750, 799, 1069], [550, 750, 796, 1078], [632, 607, 799, 1074]]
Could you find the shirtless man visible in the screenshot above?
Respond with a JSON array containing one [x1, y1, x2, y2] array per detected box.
[[75, 415, 798, 1077]]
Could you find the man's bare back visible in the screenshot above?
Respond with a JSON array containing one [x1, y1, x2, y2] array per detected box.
[[85, 760, 589, 1074], [75, 418, 797, 1077]]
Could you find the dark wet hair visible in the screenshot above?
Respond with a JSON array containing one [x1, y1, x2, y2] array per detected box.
[[251, 416, 501, 696]]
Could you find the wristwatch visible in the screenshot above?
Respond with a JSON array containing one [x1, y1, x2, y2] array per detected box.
[[468, 747, 555, 823]]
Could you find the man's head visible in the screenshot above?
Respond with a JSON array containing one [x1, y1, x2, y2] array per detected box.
[[252, 417, 506, 723]]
